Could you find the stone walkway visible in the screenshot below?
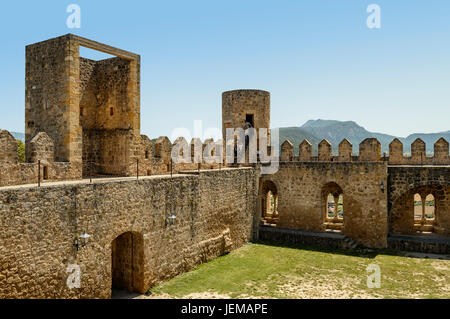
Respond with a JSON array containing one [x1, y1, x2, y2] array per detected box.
[[0, 167, 246, 191]]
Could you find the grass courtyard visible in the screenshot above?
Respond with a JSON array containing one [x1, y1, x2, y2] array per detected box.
[[148, 242, 450, 299]]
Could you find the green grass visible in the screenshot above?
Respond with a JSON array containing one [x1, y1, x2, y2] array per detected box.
[[149, 242, 450, 299]]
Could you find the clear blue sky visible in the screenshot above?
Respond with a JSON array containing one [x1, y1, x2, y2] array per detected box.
[[0, 0, 449, 139]]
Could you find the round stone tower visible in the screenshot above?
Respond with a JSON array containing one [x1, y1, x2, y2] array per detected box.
[[222, 89, 271, 143]]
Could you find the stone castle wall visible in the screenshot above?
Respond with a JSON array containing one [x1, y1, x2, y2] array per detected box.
[[388, 166, 450, 236], [0, 168, 257, 299], [259, 162, 388, 248]]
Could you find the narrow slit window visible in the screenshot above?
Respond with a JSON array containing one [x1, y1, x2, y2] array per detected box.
[[43, 166, 49, 180], [424, 194, 435, 220], [245, 114, 254, 128], [327, 194, 335, 219]]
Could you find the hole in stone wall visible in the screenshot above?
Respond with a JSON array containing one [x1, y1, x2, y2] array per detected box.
[[43, 166, 48, 180]]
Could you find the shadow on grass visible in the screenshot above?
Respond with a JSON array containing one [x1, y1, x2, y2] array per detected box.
[[253, 240, 450, 261]]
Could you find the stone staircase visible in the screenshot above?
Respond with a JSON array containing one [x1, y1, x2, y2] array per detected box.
[[342, 235, 361, 250]]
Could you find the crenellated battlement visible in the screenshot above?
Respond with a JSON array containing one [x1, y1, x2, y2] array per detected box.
[[389, 137, 450, 165], [279, 137, 450, 164], [0, 129, 81, 187]]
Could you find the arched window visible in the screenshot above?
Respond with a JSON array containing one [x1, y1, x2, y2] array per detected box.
[[413, 191, 436, 233], [322, 182, 344, 230], [267, 191, 278, 215], [413, 193, 422, 221], [327, 194, 335, 219], [326, 192, 344, 222], [424, 194, 435, 220]]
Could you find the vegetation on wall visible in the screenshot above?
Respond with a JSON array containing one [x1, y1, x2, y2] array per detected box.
[[17, 140, 25, 163]]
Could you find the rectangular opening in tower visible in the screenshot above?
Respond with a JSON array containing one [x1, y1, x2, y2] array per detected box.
[[246, 114, 254, 128]]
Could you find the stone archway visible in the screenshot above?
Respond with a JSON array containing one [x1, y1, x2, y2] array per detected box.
[[260, 180, 279, 226], [111, 232, 145, 294]]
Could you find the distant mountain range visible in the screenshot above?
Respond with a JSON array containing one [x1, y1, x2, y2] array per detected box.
[[278, 120, 450, 155], [11, 132, 25, 142]]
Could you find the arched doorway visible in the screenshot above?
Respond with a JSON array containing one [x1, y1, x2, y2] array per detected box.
[[260, 180, 279, 226], [322, 182, 344, 232], [111, 232, 145, 295]]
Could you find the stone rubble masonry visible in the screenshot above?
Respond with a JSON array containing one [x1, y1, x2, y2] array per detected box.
[[30, 132, 54, 164], [0, 130, 18, 164], [0, 168, 258, 299]]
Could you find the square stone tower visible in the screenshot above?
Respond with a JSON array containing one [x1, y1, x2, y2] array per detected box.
[[25, 34, 141, 176]]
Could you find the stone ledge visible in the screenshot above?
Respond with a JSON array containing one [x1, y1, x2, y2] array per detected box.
[[388, 234, 450, 254], [258, 226, 346, 250]]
